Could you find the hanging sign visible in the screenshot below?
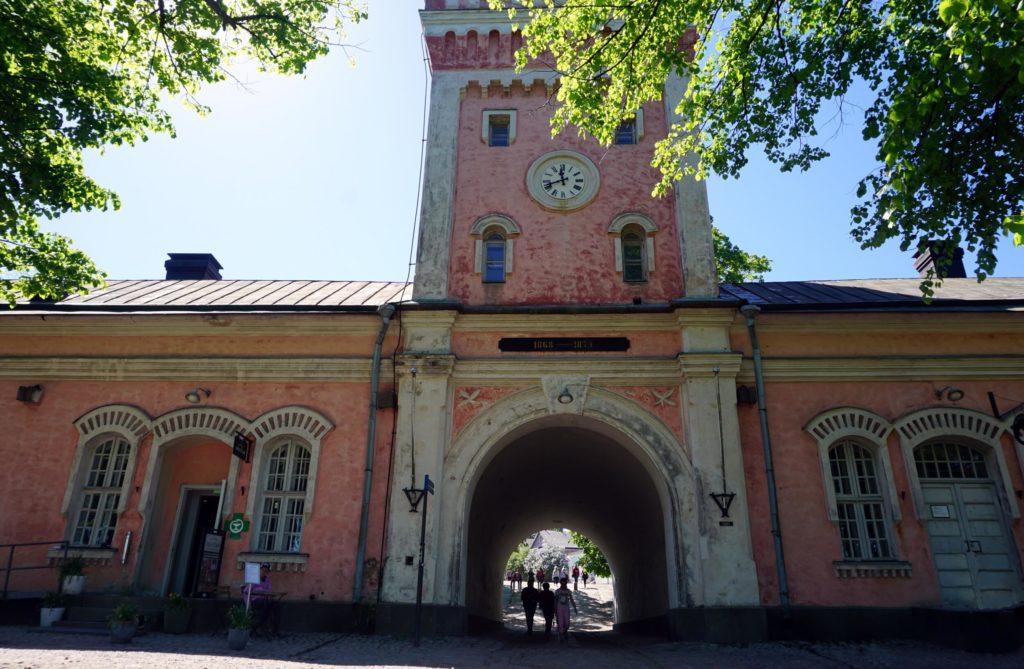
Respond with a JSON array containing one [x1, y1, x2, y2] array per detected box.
[[232, 433, 252, 462]]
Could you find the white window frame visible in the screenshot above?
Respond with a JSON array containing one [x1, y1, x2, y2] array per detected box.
[[609, 213, 657, 277], [471, 213, 520, 277], [241, 407, 333, 567], [254, 438, 311, 553], [805, 408, 900, 523], [482, 109, 516, 146], [828, 439, 897, 560], [58, 405, 150, 559]]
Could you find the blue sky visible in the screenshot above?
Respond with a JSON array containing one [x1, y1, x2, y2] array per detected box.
[[53, 2, 1023, 284]]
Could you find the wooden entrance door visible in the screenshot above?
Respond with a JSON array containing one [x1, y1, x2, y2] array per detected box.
[[916, 442, 1023, 609]]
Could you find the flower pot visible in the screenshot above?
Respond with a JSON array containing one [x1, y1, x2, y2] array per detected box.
[[163, 606, 190, 634], [62, 575, 86, 595], [40, 607, 65, 627], [227, 627, 250, 650], [110, 621, 135, 644]]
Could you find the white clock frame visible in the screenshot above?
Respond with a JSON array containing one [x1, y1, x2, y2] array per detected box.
[[526, 150, 600, 211]]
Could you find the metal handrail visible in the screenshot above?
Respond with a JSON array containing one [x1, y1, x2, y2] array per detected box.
[[1, 540, 68, 599]]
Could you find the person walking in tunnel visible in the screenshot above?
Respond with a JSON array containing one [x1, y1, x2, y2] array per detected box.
[[582, 570, 589, 589], [555, 577, 577, 643], [537, 581, 555, 638], [572, 564, 579, 591], [536, 566, 545, 585], [520, 576, 539, 635]]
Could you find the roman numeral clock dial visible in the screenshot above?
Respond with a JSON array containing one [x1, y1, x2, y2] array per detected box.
[[527, 151, 600, 211]]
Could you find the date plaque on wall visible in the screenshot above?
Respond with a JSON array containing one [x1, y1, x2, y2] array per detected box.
[[498, 337, 630, 352]]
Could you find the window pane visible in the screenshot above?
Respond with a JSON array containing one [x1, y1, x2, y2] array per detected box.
[[290, 447, 311, 493], [623, 233, 644, 282], [614, 120, 636, 145], [489, 118, 510, 147], [484, 240, 505, 283], [915, 441, 989, 479], [258, 496, 281, 551], [837, 503, 861, 559]]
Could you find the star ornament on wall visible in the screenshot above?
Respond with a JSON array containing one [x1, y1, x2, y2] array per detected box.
[[225, 512, 250, 540]]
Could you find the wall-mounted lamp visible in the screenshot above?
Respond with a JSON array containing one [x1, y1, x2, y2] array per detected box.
[[557, 389, 574, 404], [16, 384, 44, 404], [185, 388, 211, 404], [935, 386, 964, 402]]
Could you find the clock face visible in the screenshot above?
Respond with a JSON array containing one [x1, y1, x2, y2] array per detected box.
[[527, 151, 600, 211], [540, 162, 586, 200]]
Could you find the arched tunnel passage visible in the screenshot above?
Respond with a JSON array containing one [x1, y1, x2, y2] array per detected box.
[[465, 421, 669, 633]]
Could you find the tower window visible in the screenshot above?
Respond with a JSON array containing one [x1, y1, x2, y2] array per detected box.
[[483, 231, 506, 282], [614, 120, 636, 145], [482, 110, 516, 146], [489, 116, 510, 147], [622, 228, 646, 282], [613, 110, 645, 145]]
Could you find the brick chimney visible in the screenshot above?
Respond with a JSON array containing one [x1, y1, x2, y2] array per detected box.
[[913, 241, 966, 279], [164, 253, 223, 280]]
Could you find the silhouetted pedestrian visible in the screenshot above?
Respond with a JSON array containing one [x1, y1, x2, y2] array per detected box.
[[537, 581, 555, 638], [572, 565, 579, 591], [520, 577, 539, 634], [555, 577, 577, 643], [582, 570, 589, 588]]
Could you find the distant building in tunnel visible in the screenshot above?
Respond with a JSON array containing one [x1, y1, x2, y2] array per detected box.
[[1, 0, 1023, 648]]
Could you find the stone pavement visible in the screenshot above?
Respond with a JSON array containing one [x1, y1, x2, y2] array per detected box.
[[1, 581, 1021, 669], [2, 624, 1023, 669]]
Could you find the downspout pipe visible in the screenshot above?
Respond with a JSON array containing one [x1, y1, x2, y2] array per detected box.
[[739, 304, 791, 613], [353, 302, 397, 603]]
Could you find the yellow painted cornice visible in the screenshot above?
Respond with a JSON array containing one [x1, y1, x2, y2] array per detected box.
[[736, 356, 1024, 383], [0, 357, 387, 382], [454, 312, 681, 332], [0, 313, 388, 338], [731, 312, 1024, 336]]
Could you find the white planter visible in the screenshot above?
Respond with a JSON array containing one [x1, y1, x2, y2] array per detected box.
[[40, 607, 65, 627], [62, 575, 86, 595]]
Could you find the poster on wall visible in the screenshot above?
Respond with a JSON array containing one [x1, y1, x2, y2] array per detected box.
[[193, 529, 225, 598]]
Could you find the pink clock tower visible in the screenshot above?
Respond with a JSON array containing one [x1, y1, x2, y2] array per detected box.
[[415, 1, 718, 306]]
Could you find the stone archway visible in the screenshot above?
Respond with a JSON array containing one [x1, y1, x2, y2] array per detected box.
[[437, 386, 699, 633], [464, 419, 670, 629]]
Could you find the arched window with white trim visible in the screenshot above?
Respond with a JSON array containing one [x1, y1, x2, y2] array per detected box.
[[71, 436, 131, 547], [471, 214, 520, 284], [256, 438, 311, 553], [828, 440, 893, 560], [609, 213, 657, 283]]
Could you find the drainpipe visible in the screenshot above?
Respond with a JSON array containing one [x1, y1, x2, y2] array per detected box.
[[353, 302, 397, 603], [739, 304, 790, 612]]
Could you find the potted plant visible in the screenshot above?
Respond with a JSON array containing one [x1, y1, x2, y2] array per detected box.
[[226, 604, 252, 650], [162, 592, 191, 634], [109, 604, 138, 644], [59, 556, 86, 595], [40, 592, 66, 627]]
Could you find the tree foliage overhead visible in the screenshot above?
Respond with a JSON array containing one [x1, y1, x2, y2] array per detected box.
[[505, 541, 530, 573], [0, 0, 365, 304], [568, 530, 611, 578], [713, 225, 772, 282], [494, 0, 1023, 287]]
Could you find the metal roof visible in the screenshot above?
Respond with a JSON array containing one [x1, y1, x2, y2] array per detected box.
[[719, 278, 1024, 308], [16, 280, 413, 312], [9, 277, 1023, 312]]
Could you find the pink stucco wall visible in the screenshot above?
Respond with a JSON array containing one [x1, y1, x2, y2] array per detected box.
[[448, 85, 683, 305], [0, 318, 397, 602]]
